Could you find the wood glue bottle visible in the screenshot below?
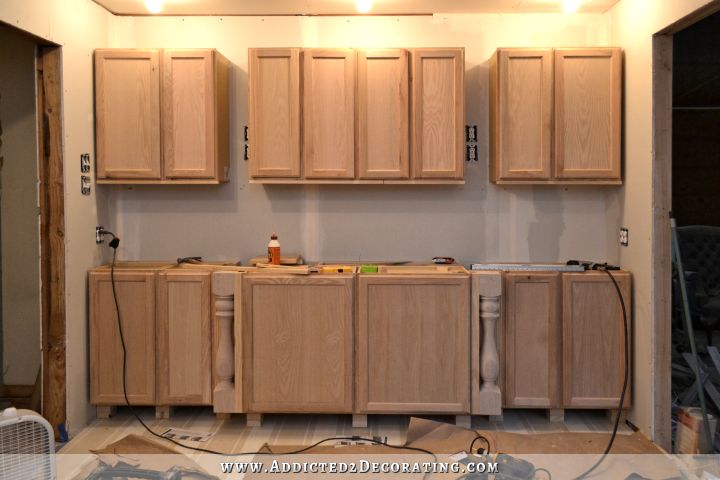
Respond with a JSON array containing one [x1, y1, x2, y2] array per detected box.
[[268, 233, 281, 265]]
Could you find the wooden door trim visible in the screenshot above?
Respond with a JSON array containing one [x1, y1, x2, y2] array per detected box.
[[36, 46, 66, 438]]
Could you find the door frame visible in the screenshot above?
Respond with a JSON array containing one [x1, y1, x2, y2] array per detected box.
[[651, 0, 720, 451], [36, 45, 66, 438]]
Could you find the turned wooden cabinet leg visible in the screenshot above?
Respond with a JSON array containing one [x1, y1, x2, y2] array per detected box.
[[475, 272, 503, 416], [455, 415, 472, 429], [246, 413, 263, 427], [547, 409, 565, 423], [213, 271, 238, 414], [155, 406, 172, 419], [352, 414, 368, 428], [96, 405, 115, 419]]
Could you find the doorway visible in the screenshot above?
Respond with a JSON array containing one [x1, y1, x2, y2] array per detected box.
[[0, 21, 66, 437], [653, 2, 720, 453], [0, 25, 41, 411]]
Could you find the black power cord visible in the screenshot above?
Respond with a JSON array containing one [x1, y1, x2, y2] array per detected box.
[[572, 267, 630, 479], [468, 434, 491, 454], [105, 237, 438, 461]]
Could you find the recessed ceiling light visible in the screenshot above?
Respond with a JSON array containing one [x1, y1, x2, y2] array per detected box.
[[356, 0, 372, 14], [563, 0, 581, 14], [145, 0, 163, 14]]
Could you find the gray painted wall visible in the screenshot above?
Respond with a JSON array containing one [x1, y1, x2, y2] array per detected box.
[[0, 27, 41, 386]]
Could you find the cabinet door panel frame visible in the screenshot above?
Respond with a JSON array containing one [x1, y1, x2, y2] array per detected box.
[[493, 49, 553, 181], [89, 271, 156, 405], [242, 275, 354, 412], [356, 275, 470, 413], [357, 49, 410, 179], [411, 49, 465, 180], [95, 50, 162, 179], [554, 48, 622, 180], [249, 48, 301, 178], [562, 272, 632, 408], [303, 49, 356, 179], [157, 271, 212, 405], [503, 272, 560, 408], [162, 50, 216, 179]]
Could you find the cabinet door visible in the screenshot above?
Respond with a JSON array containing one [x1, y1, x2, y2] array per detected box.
[[563, 272, 631, 408], [357, 275, 470, 413], [357, 49, 409, 179], [554, 48, 622, 180], [248, 48, 301, 178], [303, 49, 356, 179], [491, 49, 553, 182], [89, 271, 156, 405], [162, 50, 217, 179], [243, 275, 354, 412], [157, 271, 212, 405], [504, 272, 560, 408], [411, 49, 464, 179], [95, 50, 161, 179]]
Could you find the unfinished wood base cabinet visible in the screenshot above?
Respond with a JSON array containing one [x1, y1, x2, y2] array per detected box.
[[501, 270, 631, 411], [248, 47, 464, 185], [356, 275, 470, 414], [242, 274, 354, 412], [95, 49, 229, 184], [89, 264, 214, 411], [490, 47, 622, 185]]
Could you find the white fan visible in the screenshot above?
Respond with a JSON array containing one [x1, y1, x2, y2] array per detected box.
[[0, 407, 55, 480]]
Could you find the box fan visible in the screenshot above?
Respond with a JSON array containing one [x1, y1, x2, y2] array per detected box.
[[0, 407, 55, 479]]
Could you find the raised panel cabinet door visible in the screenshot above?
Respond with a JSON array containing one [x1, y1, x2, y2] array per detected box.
[[562, 272, 632, 408], [303, 49, 356, 179], [249, 48, 301, 178], [491, 49, 553, 182], [357, 275, 470, 413], [243, 275, 354, 412], [157, 271, 212, 405], [554, 48, 622, 180], [162, 50, 225, 179], [503, 272, 560, 408], [357, 49, 409, 179], [95, 50, 161, 179], [411, 49, 465, 179], [89, 271, 156, 405]]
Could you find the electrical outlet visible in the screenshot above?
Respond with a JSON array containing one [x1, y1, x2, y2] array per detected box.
[[620, 227, 629, 246], [96, 226, 104, 244]]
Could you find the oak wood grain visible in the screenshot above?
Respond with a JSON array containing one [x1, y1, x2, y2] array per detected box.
[[248, 48, 301, 178], [95, 49, 161, 179], [357, 49, 410, 179]]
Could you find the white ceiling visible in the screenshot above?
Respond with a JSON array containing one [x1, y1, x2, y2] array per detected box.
[[93, 0, 621, 16]]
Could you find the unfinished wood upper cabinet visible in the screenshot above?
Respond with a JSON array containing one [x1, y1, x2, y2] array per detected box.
[[243, 275, 354, 412], [357, 49, 409, 179], [411, 48, 465, 180], [162, 50, 230, 180], [562, 271, 631, 408], [490, 49, 553, 182], [248, 48, 300, 178], [503, 272, 560, 408], [94, 48, 229, 184], [554, 48, 622, 180], [95, 50, 161, 180], [303, 49, 356, 179], [357, 275, 470, 413], [490, 47, 622, 185], [157, 271, 212, 406], [89, 271, 156, 405]]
